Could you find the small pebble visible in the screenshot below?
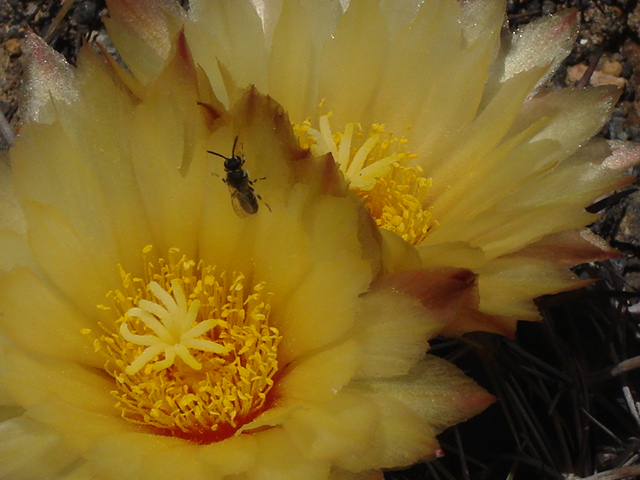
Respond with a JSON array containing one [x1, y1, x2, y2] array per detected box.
[[602, 60, 623, 76], [3, 38, 21, 57], [73, 0, 100, 27]]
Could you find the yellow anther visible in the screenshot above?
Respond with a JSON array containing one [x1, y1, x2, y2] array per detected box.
[[93, 247, 281, 442], [295, 114, 436, 245]]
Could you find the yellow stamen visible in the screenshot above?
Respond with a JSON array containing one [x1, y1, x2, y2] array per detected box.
[[93, 246, 281, 442], [295, 114, 436, 245]]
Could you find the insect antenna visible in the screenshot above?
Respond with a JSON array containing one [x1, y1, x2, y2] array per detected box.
[[206, 136, 239, 160], [206, 150, 229, 160]]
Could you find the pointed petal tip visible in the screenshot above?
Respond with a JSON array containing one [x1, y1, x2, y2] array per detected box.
[[20, 30, 78, 122], [604, 140, 640, 171], [510, 229, 621, 267], [310, 153, 350, 196], [161, 29, 198, 87], [540, 7, 579, 41], [599, 84, 623, 103], [557, 7, 579, 30], [232, 86, 310, 166], [503, 7, 579, 87], [174, 29, 193, 66], [104, 0, 186, 83]]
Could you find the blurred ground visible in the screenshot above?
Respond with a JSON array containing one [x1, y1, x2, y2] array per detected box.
[[1, 1, 639, 479]]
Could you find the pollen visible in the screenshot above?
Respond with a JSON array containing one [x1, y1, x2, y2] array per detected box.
[[94, 246, 281, 442], [295, 114, 436, 245]]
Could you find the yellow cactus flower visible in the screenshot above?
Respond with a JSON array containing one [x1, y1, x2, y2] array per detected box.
[[0, 27, 494, 480], [99, 0, 640, 337]]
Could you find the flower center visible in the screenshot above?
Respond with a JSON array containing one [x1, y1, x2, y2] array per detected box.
[[93, 246, 281, 443], [294, 114, 436, 245]]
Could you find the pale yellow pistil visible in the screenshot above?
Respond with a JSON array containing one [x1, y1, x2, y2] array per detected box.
[[93, 247, 281, 441], [119, 279, 228, 375], [295, 114, 436, 245]]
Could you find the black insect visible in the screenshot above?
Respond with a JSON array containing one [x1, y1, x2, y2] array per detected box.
[[207, 137, 271, 216]]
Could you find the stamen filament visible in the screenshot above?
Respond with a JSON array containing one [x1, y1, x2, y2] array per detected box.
[[295, 114, 436, 245], [93, 247, 281, 442]]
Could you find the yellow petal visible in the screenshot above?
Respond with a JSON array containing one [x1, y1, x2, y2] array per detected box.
[[26, 397, 133, 453], [252, 185, 313, 299], [477, 256, 581, 320], [130, 39, 212, 257], [335, 386, 440, 471], [318, 0, 389, 127], [186, 0, 267, 105], [0, 268, 99, 366], [269, 0, 319, 122], [103, 0, 184, 83], [275, 255, 367, 362], [0, 416, 79, 480], [0, 161, 25, 234], [237, 405, 298, 434], [426, 65, 546, 209], [352, 288, 435, 378], [87, 432, 187, 480], [1, 345, 113, 413], [369, 0, 469, 132], [276, 340, 361, 403], [508, 228, 620, 267], [362, 355, 496, 434], [460, 0, 505, 45], [199, 434, 258, 476], [0, 230, 37, 274], [52, 47, 153, 272], [141, 444, 212, 480], [57, 463, 96, 480], [283, 390, 378, 462], [20, 201, 119, 317], [12, 122, 122, 275], [380, 229, 422, 272], [418, 241, 486, 270], [199, 88, 312, 277], [409, 34, 494, 162], [0, 404, 21, 419], [512, 86, 621, 159], [248, 427, 330, 480]]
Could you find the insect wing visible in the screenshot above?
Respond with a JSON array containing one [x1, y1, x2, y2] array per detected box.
[[229, 186, 259, 216]]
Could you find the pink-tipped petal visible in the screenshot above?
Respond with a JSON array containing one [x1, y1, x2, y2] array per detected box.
[[509, 229, 621, 266], [375, 355, 496, 434], [603, 140, 640, 171], [502, 8, 579, 92], [20, 30, 78, 123]]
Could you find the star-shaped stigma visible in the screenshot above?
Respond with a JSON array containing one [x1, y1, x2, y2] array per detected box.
[[120, 279, 228, 375]]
